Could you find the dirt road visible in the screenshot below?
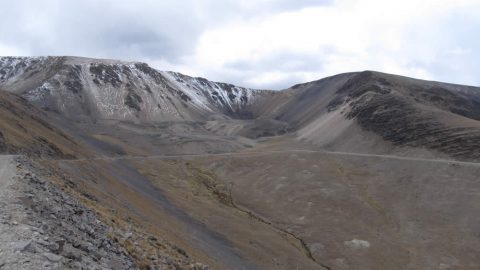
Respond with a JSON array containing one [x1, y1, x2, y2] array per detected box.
[[51, 149, 480, 167]]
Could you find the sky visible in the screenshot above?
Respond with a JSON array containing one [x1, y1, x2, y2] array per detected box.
[[0, 0, 479, 90]]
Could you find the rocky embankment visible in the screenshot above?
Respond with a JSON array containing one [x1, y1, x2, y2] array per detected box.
[[0, 155, 137, 269], [0, 155, 211, 270]]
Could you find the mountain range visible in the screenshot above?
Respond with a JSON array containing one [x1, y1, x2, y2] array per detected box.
[[0, 56, 479, 270]]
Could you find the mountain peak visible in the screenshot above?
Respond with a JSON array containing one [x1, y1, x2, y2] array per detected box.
[[0, 56, 268, 122]]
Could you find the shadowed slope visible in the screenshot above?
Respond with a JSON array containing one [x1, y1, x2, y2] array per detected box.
[[0, 90, 88, 158], [328, 71, 480, 160], [275, 71, 480, 161]]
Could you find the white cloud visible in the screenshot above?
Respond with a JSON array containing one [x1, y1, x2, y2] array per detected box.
[[181, 0, 480, 88], [0, 0, 479, 89], [0, 44, 27, 56]]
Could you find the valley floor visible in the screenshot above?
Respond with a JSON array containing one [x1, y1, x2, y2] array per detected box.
[[28, 142, 480, 270], [3, 140, 480, 270]]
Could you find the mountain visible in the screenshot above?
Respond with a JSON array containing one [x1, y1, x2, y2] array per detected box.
[[1, 56, 480, 270], [0, 56, 272, 122], [275, 71, 480, 160], [3, 56, 480, 160]]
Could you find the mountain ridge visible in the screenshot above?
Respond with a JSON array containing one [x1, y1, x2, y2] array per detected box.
[[1, 56, 480, 270], [0, 57, 480, 159], [2, 56, 480, 161], [0, 56, 272, 122]]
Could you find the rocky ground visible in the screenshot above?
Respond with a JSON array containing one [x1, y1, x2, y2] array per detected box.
[[0, 155, 136, 269], [0, 154, 212, 270]]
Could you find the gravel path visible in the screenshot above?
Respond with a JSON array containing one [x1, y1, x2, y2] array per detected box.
[[0, 155, 47, 269]]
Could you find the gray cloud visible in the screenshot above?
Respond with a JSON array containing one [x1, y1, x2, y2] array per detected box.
[[0, 0, 478, 89], [0, 0, 329, 61], [0, 0, 203, 62], [226, 50, 325, 73]]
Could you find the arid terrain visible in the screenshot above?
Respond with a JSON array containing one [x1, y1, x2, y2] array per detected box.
[[0, 56, 479, 270]]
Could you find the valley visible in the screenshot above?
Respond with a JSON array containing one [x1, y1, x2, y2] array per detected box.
[[0, 56, 479, 269]]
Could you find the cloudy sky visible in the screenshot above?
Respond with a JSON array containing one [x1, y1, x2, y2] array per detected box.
[[0, 0, 479, 89]]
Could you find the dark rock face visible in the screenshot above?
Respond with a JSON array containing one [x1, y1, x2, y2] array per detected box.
[[0, 131, 6, 152], [64, 81, 83, 94], [240, 95, 248, 104], [408, 86, 480, 121], [177, 90, 191, 102], [134, 63, 184, 97], [63, 65, 83, 93], [143, 84, 152, 94], [228, 93, 236, 102], [328, 71, 392, 111], [124, 90, 143, 111], [196, 77, 210, 87], [217, 83, 236, 93], [134, 63, 165, 85], [211, 91, 226, 105], [89, 64, 122, 87]]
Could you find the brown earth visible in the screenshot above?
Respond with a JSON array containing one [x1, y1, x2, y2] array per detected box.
[[1, 57, 480, 269]]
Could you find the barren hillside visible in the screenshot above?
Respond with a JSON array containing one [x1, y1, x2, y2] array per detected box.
[[1, 56, 479, 270]]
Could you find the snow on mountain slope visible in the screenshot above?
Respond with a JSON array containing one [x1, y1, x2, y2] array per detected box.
[[0, 56, 270, 122], [163, 71, 269, 118]]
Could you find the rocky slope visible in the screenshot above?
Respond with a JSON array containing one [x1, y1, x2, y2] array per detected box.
[[0, 56, 271, 122], [1, 155, 213, 270], [265, 71, 480, 161], [0, 155, 136, 269], [327, 71, 480, 160]]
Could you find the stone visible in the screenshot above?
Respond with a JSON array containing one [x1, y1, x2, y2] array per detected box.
[[43, 241, 60, 252], [43, 252, 63, 262], [63, 244, 83, 261], [344, 239, 371, 249], [13, 240, 32, 252], [124, 232, 133, 239], [165, 257, 174, 265], [32, 226, 45, 235], [36, 239, 53, 248]]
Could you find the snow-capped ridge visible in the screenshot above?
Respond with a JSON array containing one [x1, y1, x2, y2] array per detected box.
[[0, 56, 269, 122]]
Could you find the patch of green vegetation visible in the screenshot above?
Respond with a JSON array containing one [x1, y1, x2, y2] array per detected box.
[[185, 162, 232, 205]]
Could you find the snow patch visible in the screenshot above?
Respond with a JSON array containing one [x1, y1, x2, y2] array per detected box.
[[24, 82, 51, 102]]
